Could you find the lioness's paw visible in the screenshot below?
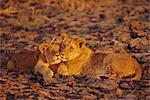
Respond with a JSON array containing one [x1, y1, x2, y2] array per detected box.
[[57, 63, 69, 75], [58, 70, 69, 75], [57, 67, 69, 75]]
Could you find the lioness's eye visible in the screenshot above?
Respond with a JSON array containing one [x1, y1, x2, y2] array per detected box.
[[70, 47, 73, 50]]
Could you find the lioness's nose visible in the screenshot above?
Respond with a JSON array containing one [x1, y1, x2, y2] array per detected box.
[[61, 53, 65, 55], [60, 53, 63, 57], [59, 45, 61, 52], [59, 48, 62, 52]]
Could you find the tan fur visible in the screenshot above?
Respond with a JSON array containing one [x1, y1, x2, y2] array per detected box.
[[102, 53, 142, 80], [55, 33, 142, 80], [34, 41, 61, 84], [7, 33, 142, 84], [34, 54, 54, 83], [7, 50, 38, 72]]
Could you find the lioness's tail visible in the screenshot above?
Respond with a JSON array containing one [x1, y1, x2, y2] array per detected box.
[[133, 65, 142, 80]]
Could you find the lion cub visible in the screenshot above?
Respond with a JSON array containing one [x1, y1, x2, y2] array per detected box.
[[7, 39, 60, 83], [54, 33, 142, 81], [7, 50, 39, 72], [34, 40, 61, 83]]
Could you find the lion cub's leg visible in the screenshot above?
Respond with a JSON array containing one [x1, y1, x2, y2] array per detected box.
[[42, 68, 54, 84], [34, 59, 53, 84], [57, 63, 69, 75]]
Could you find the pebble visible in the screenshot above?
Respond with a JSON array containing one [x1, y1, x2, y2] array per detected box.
[[125, 94, 137, 99], [80, 27, 90, 33], [146, 96, 150, 100], [118, 33, 131, 43]]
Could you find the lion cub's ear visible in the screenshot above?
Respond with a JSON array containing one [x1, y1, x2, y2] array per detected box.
[[76, 38, 86, 48], [39, 43, 49, 54]]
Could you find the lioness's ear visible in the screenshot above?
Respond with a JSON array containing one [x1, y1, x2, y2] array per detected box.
[[76, 38, 86, 48], [60, 32, 70, 41], [39, 43, 49, 53], [53, 36, 62, 44]]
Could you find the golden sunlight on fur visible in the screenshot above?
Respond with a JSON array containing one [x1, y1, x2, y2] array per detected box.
[[54, 33, 142, 81], [34, 40, 61, 84], [7, 33, 142, 84]]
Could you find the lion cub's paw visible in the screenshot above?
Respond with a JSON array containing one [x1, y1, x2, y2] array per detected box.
[[43, 76, 53, 84], [43, 70, 54, 84]]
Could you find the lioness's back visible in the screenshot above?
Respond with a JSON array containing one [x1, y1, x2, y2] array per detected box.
[[81, 53, 107, 78]]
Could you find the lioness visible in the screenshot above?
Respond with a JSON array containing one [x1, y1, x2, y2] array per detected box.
[[52, 33, 142, 81]]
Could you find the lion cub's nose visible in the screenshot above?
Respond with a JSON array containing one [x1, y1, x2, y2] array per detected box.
[[59, 44, 65, 52], [56, 54, 60, 57]]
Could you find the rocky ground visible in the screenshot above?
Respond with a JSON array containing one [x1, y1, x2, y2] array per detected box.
[[0, 0, 150, 99]]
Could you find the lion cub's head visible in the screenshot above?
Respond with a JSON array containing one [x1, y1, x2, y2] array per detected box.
[[39, 39, 62, 65], [57, 33, 87, 61]]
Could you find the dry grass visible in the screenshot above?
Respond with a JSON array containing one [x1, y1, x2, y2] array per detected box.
[[59, 0, 100, 12]]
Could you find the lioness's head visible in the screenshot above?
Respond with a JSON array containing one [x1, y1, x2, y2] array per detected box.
[[58, 33, 87, 61]]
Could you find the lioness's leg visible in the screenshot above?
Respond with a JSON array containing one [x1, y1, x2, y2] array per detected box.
[[57, 63, 69, 75], [132, 66, 142, 80]]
